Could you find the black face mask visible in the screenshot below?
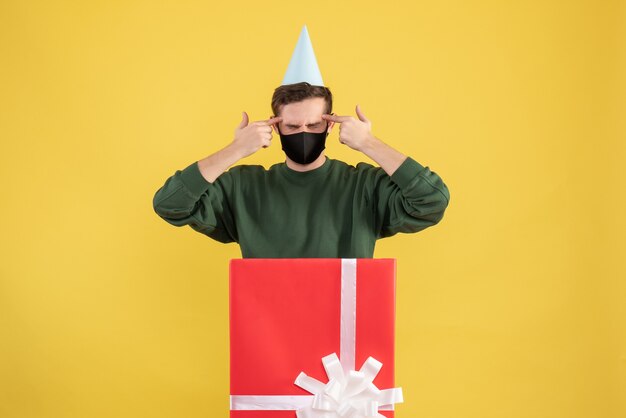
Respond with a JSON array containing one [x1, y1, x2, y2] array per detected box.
[[277, 120, 330, 165]]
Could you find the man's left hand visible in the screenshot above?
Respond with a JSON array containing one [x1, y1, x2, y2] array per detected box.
[[322, 105, 377, 152]]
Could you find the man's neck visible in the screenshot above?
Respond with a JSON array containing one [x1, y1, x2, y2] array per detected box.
[[285, 153, 327, 172]]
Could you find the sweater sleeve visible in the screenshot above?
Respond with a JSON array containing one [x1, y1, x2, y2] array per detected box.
[[365, 156, 450, 239], [152, 161, 238, 243]]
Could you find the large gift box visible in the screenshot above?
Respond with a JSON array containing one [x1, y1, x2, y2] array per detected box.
[[229, 258, 403, 418]]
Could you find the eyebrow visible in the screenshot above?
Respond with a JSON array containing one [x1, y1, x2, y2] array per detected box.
[[285, 121, 323, 128]]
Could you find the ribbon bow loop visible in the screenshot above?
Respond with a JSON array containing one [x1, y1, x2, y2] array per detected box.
[[294, 353, 403, 418]]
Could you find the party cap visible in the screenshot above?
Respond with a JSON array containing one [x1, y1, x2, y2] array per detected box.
[[281, 25, 324, 86]]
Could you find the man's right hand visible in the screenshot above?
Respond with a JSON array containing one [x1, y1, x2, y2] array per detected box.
[[232, 112, 282, 159]]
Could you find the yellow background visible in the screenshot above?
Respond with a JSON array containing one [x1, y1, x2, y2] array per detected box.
[[1, 0, 624, 417]]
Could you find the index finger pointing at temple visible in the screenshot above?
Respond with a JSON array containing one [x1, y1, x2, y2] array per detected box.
[[322, 114, 351, 123], [263, 116, 283, 125]]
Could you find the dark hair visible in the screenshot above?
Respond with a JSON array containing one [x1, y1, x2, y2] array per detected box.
[[271, 82, 333, 117]]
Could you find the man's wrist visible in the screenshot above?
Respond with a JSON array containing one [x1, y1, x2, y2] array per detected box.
[[359, 134, 407, 176], [224, 142, 248, 162], [359, 133, 382, 155]]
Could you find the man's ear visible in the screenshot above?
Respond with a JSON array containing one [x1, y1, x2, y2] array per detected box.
[[326, 113, 335, 134]]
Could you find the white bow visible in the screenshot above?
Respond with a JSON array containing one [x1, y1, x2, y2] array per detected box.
[[294, 353, 403, 418]]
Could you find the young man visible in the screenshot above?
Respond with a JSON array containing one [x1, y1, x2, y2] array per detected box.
[[152, 82, 450, 258]]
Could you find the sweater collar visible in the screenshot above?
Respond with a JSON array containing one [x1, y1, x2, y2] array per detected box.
[[278, 155, 332, 183]]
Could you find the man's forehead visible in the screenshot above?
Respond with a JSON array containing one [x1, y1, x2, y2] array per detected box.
[[278, 97, 326, 120]]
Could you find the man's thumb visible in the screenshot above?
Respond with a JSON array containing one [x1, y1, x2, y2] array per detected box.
[[355, 104, 369, 123], [237, 111, 249, 129]]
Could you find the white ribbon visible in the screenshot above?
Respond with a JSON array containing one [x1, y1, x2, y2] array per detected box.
[[340, 258, 357, 372], [294, 353, 403, 418], [230, 259, 404, 415]]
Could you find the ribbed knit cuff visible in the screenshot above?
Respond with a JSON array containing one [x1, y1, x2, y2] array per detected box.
[[390, 156, 426, 189], [180, 161, 211, 196]]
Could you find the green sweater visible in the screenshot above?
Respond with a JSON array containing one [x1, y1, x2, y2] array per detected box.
[[153, 156, 450, 258]]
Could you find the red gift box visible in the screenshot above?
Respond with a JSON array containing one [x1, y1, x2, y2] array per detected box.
[[229, 258, 402, 417]]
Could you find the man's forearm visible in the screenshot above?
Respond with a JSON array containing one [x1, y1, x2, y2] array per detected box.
[[197, 144, 244, 183], [360, 135, 408, 176]]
